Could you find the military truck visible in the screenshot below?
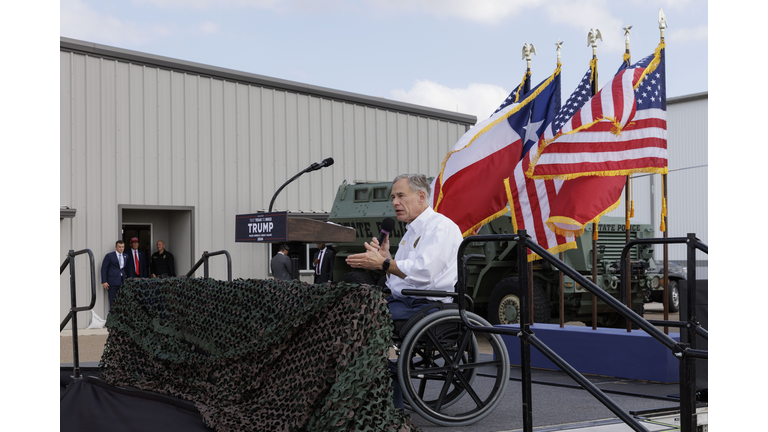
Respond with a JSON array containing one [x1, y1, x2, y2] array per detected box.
[[328, 179, 661, 327]]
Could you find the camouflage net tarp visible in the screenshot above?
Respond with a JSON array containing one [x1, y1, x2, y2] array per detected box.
[[100, 277, 421, 432]]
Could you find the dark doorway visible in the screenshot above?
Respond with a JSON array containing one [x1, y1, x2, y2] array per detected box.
[[123, 224, 152, 274]]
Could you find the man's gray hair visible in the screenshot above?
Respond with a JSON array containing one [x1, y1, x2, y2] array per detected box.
[[393, 174, 431, 199]]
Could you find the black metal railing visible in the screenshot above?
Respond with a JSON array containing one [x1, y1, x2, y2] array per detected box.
[[185, 250, 232, 281], [60, 249, 97, 380], [455, 230, 708, 432], [619, 233, 708, 431]]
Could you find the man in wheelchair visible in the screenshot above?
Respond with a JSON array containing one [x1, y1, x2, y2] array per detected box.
[[346, 174, 464, 405]]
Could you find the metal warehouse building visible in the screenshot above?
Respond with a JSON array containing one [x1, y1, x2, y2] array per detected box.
[[59, 37, 476, 328], [60, 37, 707, 329]]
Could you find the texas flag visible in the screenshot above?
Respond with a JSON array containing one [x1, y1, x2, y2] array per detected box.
[[432, 67, 561, 237]]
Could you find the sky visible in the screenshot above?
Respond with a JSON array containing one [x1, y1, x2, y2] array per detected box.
[[57, 0, 709, 121]]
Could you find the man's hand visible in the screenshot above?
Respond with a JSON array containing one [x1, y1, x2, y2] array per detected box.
[[102, 282, 109, 290], [369, 234, 392, 260], [346, 239, 386, 271]]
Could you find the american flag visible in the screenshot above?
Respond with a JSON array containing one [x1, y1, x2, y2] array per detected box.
[[502, 67, 595, 259], [432, 68, 560, 237], [527, 43, 667, 181]]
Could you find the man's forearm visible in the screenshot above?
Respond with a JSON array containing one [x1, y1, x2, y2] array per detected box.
[[385, 259, 406, 280]]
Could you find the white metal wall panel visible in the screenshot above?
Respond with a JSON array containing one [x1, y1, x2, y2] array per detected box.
[[662, 97, 708, 271], [60, 43, 474, 327]]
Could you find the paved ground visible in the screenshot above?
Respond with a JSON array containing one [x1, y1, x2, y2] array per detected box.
[[60, 328, 108, 364]]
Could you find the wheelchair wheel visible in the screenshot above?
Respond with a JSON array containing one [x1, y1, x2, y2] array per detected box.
[[397, 310, 510, 426]]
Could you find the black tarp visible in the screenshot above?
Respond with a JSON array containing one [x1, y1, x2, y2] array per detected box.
[[61, 367, 213, 432]]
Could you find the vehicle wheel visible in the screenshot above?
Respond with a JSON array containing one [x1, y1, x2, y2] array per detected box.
[[398, 310, 509, 426], [339, 270, 377, 286], [487, 277, 550, 325], [667, 280, 680, 312]]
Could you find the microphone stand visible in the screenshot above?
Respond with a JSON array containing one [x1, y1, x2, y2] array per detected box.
[[268, 158, 333, 212], [268, 158, 333, 280]]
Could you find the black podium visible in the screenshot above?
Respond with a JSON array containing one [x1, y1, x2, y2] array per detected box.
[[235, 212, 355, 280]]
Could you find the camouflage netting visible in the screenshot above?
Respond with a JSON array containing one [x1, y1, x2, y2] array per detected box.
[[100, 277, 421, 432]]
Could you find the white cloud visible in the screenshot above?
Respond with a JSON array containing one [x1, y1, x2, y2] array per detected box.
[[135, 0, 541, 24], [61, 0, 171, 45], [134, 0, 340, 13], [390, 80, 509, 121], [364, 0, 544, 25], [199, 21, 220, 35]]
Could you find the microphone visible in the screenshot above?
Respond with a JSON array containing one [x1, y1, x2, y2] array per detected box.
[[309, 157, 334, 171], [378, 217, 395, 246]]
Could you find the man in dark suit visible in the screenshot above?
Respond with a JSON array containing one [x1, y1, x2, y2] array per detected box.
[[270, 243, 292, 281], [126, 236, 148, 278], [101, 240, 129, 310], [312, 243, 335, 283]]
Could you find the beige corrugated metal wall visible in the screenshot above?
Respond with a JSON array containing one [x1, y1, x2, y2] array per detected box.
[[60, 39, 474, 328]]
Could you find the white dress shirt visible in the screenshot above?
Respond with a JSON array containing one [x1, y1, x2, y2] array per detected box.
[[387, 206, 463, 303]]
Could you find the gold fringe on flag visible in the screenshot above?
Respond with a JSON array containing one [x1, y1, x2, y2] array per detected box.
[[514, 71, 531, 103], [544, 197, 620, 238]]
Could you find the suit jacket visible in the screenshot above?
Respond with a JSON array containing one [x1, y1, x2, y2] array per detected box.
[[271, 252, 292, 281], [101, 251, 129, 287], [126, 248, 148, 278], [312, 248, 335, 283]]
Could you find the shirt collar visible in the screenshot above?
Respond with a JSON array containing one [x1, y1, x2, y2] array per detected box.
[[406, 206, 434, 235]]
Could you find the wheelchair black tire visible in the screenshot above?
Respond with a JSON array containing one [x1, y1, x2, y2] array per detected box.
[[397, 310, 510, 426]]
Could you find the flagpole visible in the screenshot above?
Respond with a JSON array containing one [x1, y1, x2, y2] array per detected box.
[[623, 23, 634, 333], [554, 39, 565, 328], [588, 28, 601, 330], [659, 9, 670, 335], [523, 42, 535, 325]]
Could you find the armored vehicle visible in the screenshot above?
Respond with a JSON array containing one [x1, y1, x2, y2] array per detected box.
[[328, 179, 660, 327]]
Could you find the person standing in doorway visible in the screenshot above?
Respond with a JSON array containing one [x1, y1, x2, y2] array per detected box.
[[126, 236, 148, 278], [271, 243, 292, 281], [312, 242, 335, 284], [150, 240, 176, 278], [101, 240, 129, 310]]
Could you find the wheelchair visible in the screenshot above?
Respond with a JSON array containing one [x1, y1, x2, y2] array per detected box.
[[390, 289, 510, 427]]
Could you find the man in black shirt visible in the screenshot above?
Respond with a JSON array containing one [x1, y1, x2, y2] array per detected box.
[[150, 240, 176, 278]]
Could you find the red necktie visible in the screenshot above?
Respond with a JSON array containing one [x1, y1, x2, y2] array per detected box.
[[316, 250, 323, 275], [134, 251, 139, 275]]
